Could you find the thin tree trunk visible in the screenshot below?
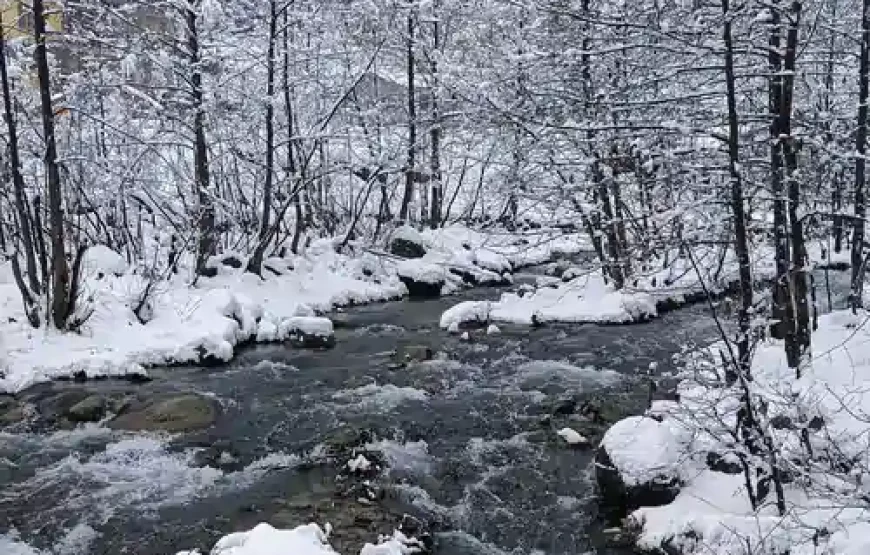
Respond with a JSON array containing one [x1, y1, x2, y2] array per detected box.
[[248, 0, 278, 273], [782, 1, 809, 372], [33, 0, 71, 329], [188, 1, 216, 276], [852, 0, 870, 311], [768, 2, 791, 340], [721, 0, 752, 383], [399, 8, 416, 224], [429, 1, 442, 230], [0, 22, 40, 301]]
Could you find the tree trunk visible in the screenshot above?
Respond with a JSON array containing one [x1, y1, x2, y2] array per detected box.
[[429, 3, 442, 230], [768, 2, 791, 340], [188, 2, 216, 276], [247, 0, 278, 274], [721, 0, 752, 382], [594, 161, 624, 289], [852, 0, 870, 312], [399, 8, 416, 224], [33, 0, 71, 329], [0, 22, 41, 303], [782, 1, 809, 373]]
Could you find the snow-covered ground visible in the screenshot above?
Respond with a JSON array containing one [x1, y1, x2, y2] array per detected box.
[[0, 239, 404, 393], [0, 226, 587, 394], [441, 245, 776, 327], [613, 310, 870, 555]]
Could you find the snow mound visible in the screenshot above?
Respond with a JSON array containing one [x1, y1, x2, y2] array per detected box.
[[195, 523, 335, 555], [396, 259, 447, 285], [439, 301, 491, 329], [600, 416, 684, 487], [360, 530, 425, 555], [82, 244, 127, 277], [283, 316, 334, 337]]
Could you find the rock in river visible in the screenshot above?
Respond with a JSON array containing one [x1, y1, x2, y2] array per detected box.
[[110, 394, 218, 432], [595, 416, 684, 520]]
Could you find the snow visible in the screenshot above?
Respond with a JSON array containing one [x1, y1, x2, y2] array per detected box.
[[82, 245, 128, 278], [0, 225, 585, 394], [347, 454, 372, 473], [440, 244, 779, 327], [391, 225, 426, 247], [599, 416, 684, 487], [486, 324, 500, 335], [622, 310, 870, 555], [173, 523, 425, 555], [556, 427, 588, 445], [197, 523, 335, 555], [359, 531, 424, 555], [395, 259, 448, 285], [0, 242, 404, 393], [439, 301, 491, 329], [283, 316, 334, 338]]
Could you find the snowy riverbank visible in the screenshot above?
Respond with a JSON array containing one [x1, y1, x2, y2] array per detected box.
[[0, 226, 588, 394], [599, 310, 870, 555], [440, 245, 777, 328]]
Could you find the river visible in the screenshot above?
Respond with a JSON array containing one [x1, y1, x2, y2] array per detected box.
[[0, 268, 852, 555]]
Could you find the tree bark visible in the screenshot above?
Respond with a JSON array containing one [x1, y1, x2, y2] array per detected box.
[[399, 7, 416, 224], [188, 1, 216, 276], [0, 21, 40, 301], [429, 1, 442, 230], [852, 0, 870, 312], [33, 0, 71, 329], [721, 0, 752, 382], [782, 1, 809, 373], [768, 1, 791, 340], [247, 0, 278, 274]]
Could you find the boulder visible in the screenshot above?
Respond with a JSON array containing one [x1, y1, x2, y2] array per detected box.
[[398, 276, 443, 299], [0, 397, 27, 426], [110, 394, 218, 432], [596, 416, 684, 519], [284, 316, 336, 349], [389, 226, 427, 259], [66, 395, 108, 423], [706, 451, 742, 475], [390, 345, 434, 365]]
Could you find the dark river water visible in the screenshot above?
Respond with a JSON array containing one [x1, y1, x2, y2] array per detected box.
[[0, 269, 852, 555]]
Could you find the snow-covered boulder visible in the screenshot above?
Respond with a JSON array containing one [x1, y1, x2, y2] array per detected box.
[[595, 416, 684, 518], [439, 301, 491, 330], [396, 260, 446, 298], [390, 226, 427, 259], [282, 316, 335, 349], [180, 522, 336, 555], [360, 530, 425, 555], [83, 245, 127, 279]]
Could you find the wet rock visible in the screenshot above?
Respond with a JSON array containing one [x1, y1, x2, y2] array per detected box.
[[398, 275, 443, 299], [552, 397, 578, 417], [66, 395, 107, 423], [110, 394, 218, 432], [391, 345, 434, 365], [389, 227, 427, 259], [286, 316, 336, 349], [596, 417, 683, 521], [706, 451, 742, 475], [0, 397, 27, 426], [194, 441, 246, 472], [595, 446, 681, 521]]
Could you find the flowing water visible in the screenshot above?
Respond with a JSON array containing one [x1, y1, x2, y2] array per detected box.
[[0, 269, 851, 555]]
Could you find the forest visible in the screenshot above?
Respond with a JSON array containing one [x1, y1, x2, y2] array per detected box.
[[2, 0, 870, 554]]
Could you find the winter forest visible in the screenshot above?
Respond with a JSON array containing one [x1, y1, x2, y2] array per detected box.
[[3, 0, 870, 554]]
